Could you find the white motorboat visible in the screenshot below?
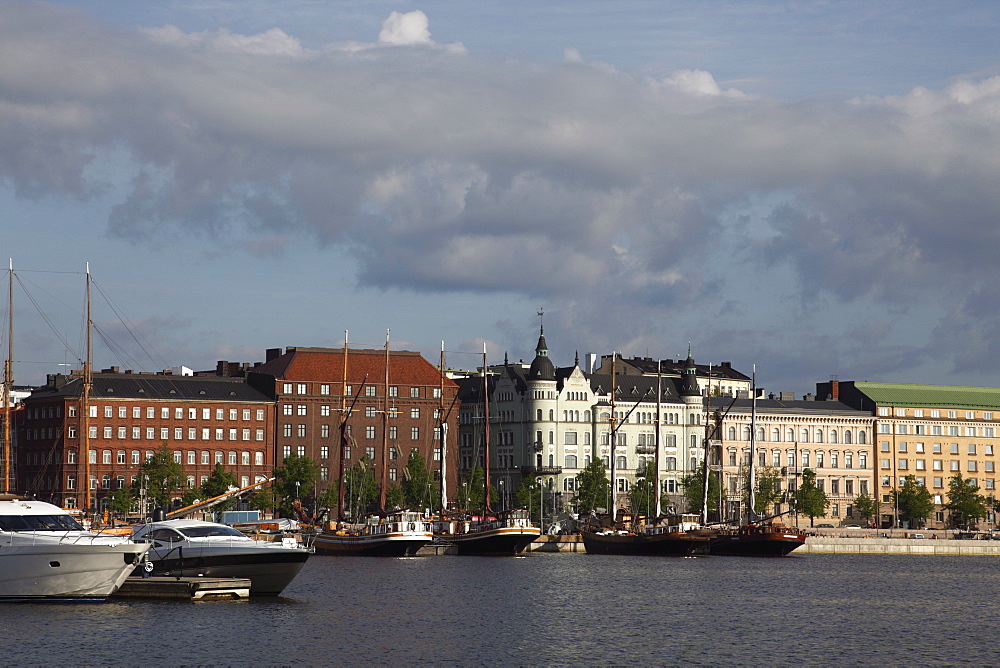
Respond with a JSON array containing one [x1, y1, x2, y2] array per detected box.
[[130, 519, 311, 596], [0, 494, 150, 602]]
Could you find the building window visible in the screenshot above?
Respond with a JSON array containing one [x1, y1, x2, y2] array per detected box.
[[411, 408, 420, 419], [242, 451, 250, 466], [411, 427, 419, 440], [229, 452, 237, 465], [255, 452, 264, 466], [297, 424, 306, 438], [366, 386, 376, 397], [201, 451, 210, 465], [366, 426, 376, 439]]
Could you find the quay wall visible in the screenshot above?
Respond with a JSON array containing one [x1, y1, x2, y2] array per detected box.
[[520, 535, 1000, 555]]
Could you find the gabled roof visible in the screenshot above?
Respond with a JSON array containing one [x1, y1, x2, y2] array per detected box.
[[852, 382, 1000, 410], [588, 373, 683, 403]]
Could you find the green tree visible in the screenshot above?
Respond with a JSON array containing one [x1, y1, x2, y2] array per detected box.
[[200, 463, 239, 515], [946, 473, 989, 529], [132, 444, 187, 510], [460, 466, 497, 511], [573, 459, 612, 514], [106, 487, 134, 519], [343, 457, 379, 518], [402, 450, 436, 510], [794, 469, 829, 527], [272, 454, 319, 518], [246, 487, 273, 513], [854, 492, 879, 525], [629, 461, 659, 517], [893, 474, 934, 528], [514, 474, 542, 520], [682, 463, 720, 516], [743, 465, 783, 518], [385, 483, 405, 510]]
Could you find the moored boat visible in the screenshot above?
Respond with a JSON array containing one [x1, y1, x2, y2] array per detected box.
[[0, 494, 149, 602], [130, 518, 311, 595], [581, 513, 710, 556], [314, 511, 433, 557], [436, 509, 540, 556], [708, 523, 806, 557]]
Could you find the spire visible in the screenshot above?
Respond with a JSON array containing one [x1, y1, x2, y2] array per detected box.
[[574, 350, 579, 367], [679, 345, 701, 397], [527, 316, 555, 381]]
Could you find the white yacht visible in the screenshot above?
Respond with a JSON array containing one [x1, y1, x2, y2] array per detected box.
[[0, 494, 150, 602], [130, 519, 311, 596]]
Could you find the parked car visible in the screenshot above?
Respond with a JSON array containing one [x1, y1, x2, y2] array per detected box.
[[816, 523, 834, 528]]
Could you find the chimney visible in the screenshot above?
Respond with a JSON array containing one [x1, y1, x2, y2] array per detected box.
[[266, 348, 282, 362], [830, 379, 840, 400]]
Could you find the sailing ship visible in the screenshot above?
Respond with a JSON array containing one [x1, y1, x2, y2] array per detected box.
[[707, 366, 806, 556], [313, 331, 433, 557], [433, 344, 540, 556]]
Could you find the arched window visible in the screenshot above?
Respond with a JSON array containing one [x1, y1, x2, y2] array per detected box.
[[548, 454, 554, 467], [616, 455, 627, 469], [756, 427, 765, 441], [584, 432, 591, 445], [801, 428, 809, 443], [786, 428, 794, 442], [858, 431, 866, 444], [690, 457, 698, 471], [844, 430, 853, 444], [536, 409, 542, 421], [728, 426, 737, 440], [584, 410, 591, 422], [564, 454, 578, 468], [666, 457, 677, 470], [743, 427, 752, 441], [829, 430, 838, 444], [772, 428, 781, 442], [549, 409, 554, 421], [815, 429, 823, 443]]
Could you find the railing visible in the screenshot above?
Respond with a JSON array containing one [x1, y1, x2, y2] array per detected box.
[[520, 465, 563, 475]]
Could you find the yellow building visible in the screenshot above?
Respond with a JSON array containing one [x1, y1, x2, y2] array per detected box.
[[817, 381, 1000, 529]]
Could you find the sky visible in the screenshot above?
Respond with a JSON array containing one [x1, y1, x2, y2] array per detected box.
[[3, 1, 1000, 395]]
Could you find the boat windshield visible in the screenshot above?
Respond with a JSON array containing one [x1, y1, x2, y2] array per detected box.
[[0, 514, 86, 532], [178, 525, 247, 539]]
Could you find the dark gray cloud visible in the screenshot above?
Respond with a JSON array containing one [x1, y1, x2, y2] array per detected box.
[[5, 3, 1000, 388]]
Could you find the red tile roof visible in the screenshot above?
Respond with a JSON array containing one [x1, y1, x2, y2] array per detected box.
[[254, 347, 457, 389]]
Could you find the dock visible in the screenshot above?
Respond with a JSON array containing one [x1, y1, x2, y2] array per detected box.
[[111, 576, 252, 600]]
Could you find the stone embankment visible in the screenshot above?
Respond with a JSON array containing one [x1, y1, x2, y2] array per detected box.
[[523, 534, 1000, 555]]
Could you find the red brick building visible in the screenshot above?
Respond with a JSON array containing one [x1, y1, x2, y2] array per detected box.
[[17, 370, 276, 511], [248, 346, 460, 503]]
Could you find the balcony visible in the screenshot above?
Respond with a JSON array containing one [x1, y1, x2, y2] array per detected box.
[[635, 444, 656, 455], [521, 465, 563, 476]]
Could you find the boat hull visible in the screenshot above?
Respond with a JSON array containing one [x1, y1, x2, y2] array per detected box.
[[313, 531, 432, 557], [442, 526, 541, 556], [709, 530, 806, 557], [581, 531, 709, 556], [0, 541, 149, 602], [142, 548, 311, 595]]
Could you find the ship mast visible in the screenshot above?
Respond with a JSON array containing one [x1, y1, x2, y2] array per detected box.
[[701, 363, 712, 525], [481, 343, 491, 514], [747, 365, 758, 524], [2, 259, 12, 493], [337, 331, 349, 522], [378, 329, 389, 513], [654, 359, 661, 518], [439, 340, 447, 514], [82, 263, 93, 515], [609, 352, 617, 519]]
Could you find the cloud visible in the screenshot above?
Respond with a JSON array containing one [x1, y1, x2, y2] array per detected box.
[[6, 3, 1000, 384]]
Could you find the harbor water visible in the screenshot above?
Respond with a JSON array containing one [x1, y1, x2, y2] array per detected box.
[[2, 552, 999, 665]]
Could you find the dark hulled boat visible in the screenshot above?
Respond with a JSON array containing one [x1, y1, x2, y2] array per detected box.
[[313, 511, 433, 557], [708, 523, 806, 557], [581, 514, 710, 556], [436, 509, 540, 556]]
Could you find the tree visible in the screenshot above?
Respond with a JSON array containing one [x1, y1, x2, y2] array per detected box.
[[682, 462, 720, 516], [343, 457, 379, 518], [132, 444, 187, 510], [573, 459, 611, 514], [629, 461, 658, 517], [893, 474, 934, 528], [946, 473, 989, 529], [272, 454, 319, 518], [106, 487, 134, 520], [794, 468, 829, 527], [402, 450, 436, 511], [459, 467, 497, 512], [200, 463, 238, 515], [854, 492, 879, 525], [246, 487, 273, 514], [514, 474, 542, 520], [743, 465, 783, 518], [385, 483, 405, 510]]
